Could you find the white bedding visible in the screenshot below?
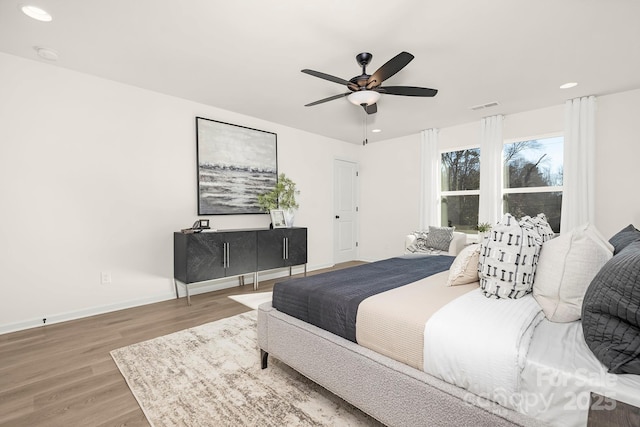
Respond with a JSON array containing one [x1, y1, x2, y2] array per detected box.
[[519, 319, 640, 427], [423, 289, 545, 410]]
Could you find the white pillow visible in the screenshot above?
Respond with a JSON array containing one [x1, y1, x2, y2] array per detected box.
[[446, 244, 480, 286], [533, 223, 613, 322], [478, 213, 542, 299]]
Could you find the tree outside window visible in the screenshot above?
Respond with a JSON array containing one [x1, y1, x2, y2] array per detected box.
[[441, 148, 480, 233], [503, 136, 564, 232]]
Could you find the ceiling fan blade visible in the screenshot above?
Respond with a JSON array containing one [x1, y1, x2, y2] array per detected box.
[[304, 92, 350, 107], [301, 69, 356, 88], [378, 86, 438, 97], [366, 51, 414, 89], [363, 103, 377, 114]]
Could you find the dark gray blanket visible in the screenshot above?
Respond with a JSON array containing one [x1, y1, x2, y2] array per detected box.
[[272, 256, 455, 342]]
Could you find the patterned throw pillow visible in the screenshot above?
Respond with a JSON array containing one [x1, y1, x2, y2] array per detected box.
[[525, 213, 555, 242], [478, 213, 543, 299], [406, 230, 429, 253], [425, 226, 455, 252]]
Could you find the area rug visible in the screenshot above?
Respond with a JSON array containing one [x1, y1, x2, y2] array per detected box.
[[111, 311, 382, 427], [228, 291, 272, 310]]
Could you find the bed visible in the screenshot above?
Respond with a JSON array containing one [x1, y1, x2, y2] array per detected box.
[[257, 234, 640, 427]]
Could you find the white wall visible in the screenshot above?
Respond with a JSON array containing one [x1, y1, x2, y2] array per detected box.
[[358, 96, 639, 261], [0, 53, 359, 333], [594, 88, 640, 237], [358, 133, 422, 261]]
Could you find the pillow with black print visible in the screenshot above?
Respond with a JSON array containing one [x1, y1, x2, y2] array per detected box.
[[478, 213, 543, 299], [526, 213, 555, 243]]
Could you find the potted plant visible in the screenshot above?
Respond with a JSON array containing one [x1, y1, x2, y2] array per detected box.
[[477, 222, 492, 242], [258, 173, 300, 227]]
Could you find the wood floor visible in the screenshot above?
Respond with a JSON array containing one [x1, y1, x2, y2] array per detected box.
[[0, 262, 363, 427]]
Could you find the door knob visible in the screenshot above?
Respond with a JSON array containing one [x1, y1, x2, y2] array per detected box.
[[335, 215, 340, 219]]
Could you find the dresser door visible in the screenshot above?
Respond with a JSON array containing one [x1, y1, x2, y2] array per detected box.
[[224, 231, 257, 276], [185, 233, 226, 283], [283, 228, 307, 267], [257, 229, 286, 270]]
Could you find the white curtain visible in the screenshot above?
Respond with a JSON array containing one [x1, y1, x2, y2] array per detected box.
[[561, 96, 596, 233], [420, 128, 440, 229], [478, 115, 504, 225]]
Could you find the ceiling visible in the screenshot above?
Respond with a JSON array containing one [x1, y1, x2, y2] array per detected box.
[[2, 0, 640, 144]]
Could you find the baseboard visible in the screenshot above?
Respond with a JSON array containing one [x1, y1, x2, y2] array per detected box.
[[0, 263, 334, 335], [0, 293, 175, 335]]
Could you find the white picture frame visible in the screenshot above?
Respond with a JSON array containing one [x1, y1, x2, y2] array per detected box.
[[270, 209, 287, 228]]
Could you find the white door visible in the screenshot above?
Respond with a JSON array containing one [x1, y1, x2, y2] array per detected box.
[[333, 159, 358, 263]]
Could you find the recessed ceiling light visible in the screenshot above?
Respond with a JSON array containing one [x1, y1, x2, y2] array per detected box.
[[21, 5, 52, 22], [34, 46, 58, 61], [560, 82, 578, 89], [371, 129, 382, 133]]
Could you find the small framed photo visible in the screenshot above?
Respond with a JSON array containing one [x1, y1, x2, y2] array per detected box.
[[270, 209, 287, 228]]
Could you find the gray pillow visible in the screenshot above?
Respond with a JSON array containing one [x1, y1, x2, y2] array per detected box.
[[582, 240, 640, 375], [424, 226, 455, 252], [609, 224, 640, 255]]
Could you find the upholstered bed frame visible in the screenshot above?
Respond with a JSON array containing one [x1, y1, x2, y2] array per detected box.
[[257, 302, 547, 427]]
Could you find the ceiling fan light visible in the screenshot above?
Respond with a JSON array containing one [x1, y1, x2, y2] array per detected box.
[[21, 5, 53, 22], [347, 90, 380, 106]]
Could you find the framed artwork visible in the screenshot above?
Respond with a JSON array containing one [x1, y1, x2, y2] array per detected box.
[[196, 117, 277, 215], [270, 209, 287, 228]]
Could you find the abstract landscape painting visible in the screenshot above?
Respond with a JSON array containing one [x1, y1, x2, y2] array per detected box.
[[196, 117, 277, 215]]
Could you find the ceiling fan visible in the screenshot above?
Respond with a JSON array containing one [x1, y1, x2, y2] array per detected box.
[[302, 51, 438, 115]]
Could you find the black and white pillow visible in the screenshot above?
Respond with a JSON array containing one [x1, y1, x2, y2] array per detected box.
[[424, 226, 455, 252], [406, 230, 429, 253], [478, 213, 542, 299], [525, 213, 555, 242]]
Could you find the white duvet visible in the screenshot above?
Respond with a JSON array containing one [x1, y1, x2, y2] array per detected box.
[[423, 289, 545, 410]]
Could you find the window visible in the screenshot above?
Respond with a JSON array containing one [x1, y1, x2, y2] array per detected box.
[[441, 148, 480, 233], [503, 136, 563, 232]]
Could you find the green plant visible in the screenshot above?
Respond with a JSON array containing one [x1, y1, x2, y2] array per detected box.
[[477, 222, 492, 233], [257, 173, 300, 212]]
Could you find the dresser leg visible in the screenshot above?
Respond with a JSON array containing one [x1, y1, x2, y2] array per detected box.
[[254, 272, 259, 291], [186, 284, 191, 306], [174, 279, 179, 299]]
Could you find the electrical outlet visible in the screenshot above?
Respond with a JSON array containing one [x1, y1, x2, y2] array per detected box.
[[100, 271, 112, 284]]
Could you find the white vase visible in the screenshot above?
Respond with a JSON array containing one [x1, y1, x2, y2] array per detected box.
[[284, 209, 295, 227]]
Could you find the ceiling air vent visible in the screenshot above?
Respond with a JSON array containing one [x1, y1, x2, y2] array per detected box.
[[470, 101, 499, 111]]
